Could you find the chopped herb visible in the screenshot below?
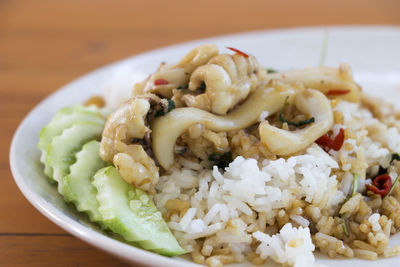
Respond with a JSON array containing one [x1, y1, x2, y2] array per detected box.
[[383, 174, 400, 199], [279, 96, 315, 127], [341, 174, 358, 204], [340, 214, 349, 237], [352, 174, 358, 196], [339, 173, 358, 237], [208, 152, 233, 169], [177, 84, 188, 90], [154, 99, 175, 117], [391, 153, 400, 163], [266, 68, 277, 73]]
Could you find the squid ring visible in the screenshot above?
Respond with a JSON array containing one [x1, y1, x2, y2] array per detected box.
[[151, 82, 296, 170], [259, 88, 333, 156]]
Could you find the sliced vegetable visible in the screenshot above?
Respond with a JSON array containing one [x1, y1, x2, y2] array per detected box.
[[326, 89, 351, 96], [226, 47, 249, 58], [154, 79, 169, 85], [92, 166, 186, 256], [279, 96, 315, 127], [383, 174, 400, 199], [38, 105, 106, 179], [316, 128, 345, 151], [63, 140, 108, 222], [47, 122, 104, 194], [366, 174, 392, 197]]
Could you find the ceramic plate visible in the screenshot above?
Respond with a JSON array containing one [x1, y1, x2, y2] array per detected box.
[[10, 26, 400, 267]]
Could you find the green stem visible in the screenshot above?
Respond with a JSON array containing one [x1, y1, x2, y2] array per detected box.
[[383, 174, 400, 199]]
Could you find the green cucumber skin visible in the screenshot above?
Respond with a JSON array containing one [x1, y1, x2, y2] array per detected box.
[[93, 166, 186, 256], [62, 140, 108, 222], [39, 105, 185, 257], [47, 122, 104, 194], [38, 105, 105, 179]]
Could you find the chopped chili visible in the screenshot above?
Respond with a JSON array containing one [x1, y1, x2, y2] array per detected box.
[[154, 79, 169, 85], [326, 89, 351, 96], [316, 128, 345, 151], [226, 47, 249, 58], [366, 174, 392, 197]]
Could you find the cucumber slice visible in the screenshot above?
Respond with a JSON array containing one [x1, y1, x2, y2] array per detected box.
[[47, 122, 104, 194], [92, 166, 186, 256], [38, 105, 106, 179], [63, 141, 108, 222]]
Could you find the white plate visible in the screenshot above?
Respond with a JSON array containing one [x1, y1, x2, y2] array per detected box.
[[10, 26, 400, 267]]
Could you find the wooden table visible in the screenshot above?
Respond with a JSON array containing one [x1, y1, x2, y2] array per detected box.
[[1, 0, 399, 266]]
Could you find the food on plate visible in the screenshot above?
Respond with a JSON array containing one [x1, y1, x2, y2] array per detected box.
[[38, 44, 400, 266], [63, 140, 107, 222], [38, 105, 185, 256]]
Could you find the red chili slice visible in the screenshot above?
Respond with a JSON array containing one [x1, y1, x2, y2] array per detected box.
[[154, 79, 169, 85], [326, 89, 351, 96], [316, 128, 345, 151], [226, 47, 249, 58], [366, 174, 392, 197]]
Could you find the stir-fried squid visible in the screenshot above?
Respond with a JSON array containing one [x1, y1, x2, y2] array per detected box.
[[183, 53, 266, 115], [100, 97, 159, 193], [265, 63, 361, 102], [133, 44, 219, 98], [152, 81, 296, 169], [100, 44, 361, 193], [259, 89, 333, 156]]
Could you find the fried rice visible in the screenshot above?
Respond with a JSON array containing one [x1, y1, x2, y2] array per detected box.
[[101, 45, 400, 267]]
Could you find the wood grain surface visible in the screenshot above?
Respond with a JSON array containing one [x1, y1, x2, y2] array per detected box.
[[1, 0, 399, 266]]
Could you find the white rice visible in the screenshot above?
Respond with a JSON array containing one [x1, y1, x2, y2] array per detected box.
[[253, 223, 315, 267], [155, 144, 344, 266]]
